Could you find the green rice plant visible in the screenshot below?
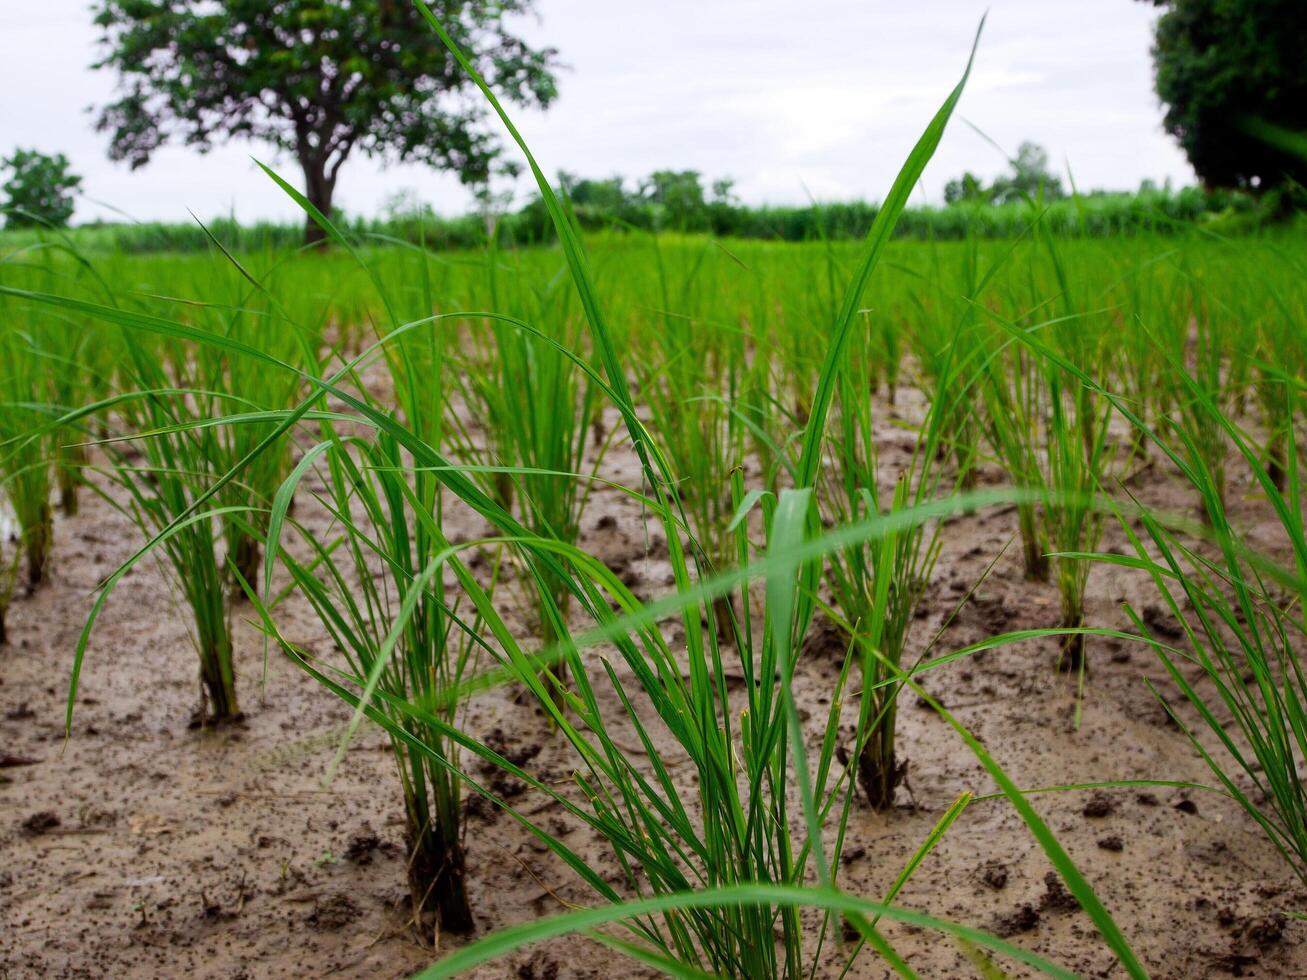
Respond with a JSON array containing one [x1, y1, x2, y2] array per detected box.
[[1000, 287, 1307, 884], [246, 143, 864, 971], [39, 317, 97, 516], [1248, 279, 1303, 495], [101, 383, 242, 724], [407, 573, 1150, 979], [0, 329, 55, 589], [1118, 410, 1306, 876], [257, 426, 482, 932], [88, 292, 266, 724], [977, 312, 1119, 674], [1032, 229, 1119, 670], [1115, 503, 1307, 881], [904, 237, 995, 490], [210, 297, 311, 595], [1168, 300, 1231, 519], [977, 327, 1050, 580], [1042, 366, 1114, 675], [456, 248, 603, 652], [819, 315, 956, 808], [266, 453, 857, 972], [640, 237, 751, 581]]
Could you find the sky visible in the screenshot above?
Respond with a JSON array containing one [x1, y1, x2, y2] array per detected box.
[[0, 1, 1194, 225]]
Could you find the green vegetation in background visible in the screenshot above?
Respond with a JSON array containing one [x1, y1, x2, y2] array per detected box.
[[1, 149, 82, 229], [3, 178, 1281, 255]]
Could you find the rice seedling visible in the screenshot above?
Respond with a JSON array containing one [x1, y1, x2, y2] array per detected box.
[[997, 281, 1307, 880], [1168, 297, 1232, 519], [1118, 501, 1307, 879], [208, 291, 311, 596], [1034, 233, 1120, 674], [640, 236, 752, 589], [818, 311, 959, 809], [1041, 365, 1114, 675], [977, 323, 1050, 581], [1253, 315, 1298, 494], [255, 426, 484, 932], [456, 246, 604, 655], [99, 382, 243, 725], [905, 240, 991, 491], [0, 327, 56, 589]]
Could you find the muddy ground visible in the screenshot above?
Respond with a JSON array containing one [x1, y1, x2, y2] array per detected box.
[[3, 400, 1306, 979]]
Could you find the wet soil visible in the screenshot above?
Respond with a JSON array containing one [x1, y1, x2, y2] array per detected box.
[[3, 412, 1306, 978]]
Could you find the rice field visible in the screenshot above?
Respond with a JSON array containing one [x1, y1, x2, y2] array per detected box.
[[4, 32, 1307, 980]]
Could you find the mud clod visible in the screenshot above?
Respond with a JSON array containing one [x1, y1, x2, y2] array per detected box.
[[993, 903, 1040, 937], [344, 832, 382, 865], [1039, 872, 1080, 913], [1082, 790, 1116, 818], [980, 861, 1009, 890], [22, 810, 60, 835], [306, 894, 361, 931], [517, 956, 561, 980], [1238, 912, 1286, 947]]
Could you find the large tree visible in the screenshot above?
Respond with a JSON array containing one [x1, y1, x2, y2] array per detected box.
[[1142, 0, 1307, 190], [92, 0, 559, 244]]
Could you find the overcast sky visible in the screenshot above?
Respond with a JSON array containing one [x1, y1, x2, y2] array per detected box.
[[0, 1, 1193, 225]]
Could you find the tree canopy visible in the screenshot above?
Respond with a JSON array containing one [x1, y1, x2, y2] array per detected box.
[[1142, 0, 1307, 191], [1, 149, 82, 229], [91, 0, 560, 243]]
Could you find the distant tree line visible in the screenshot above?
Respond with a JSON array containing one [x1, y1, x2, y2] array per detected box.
[[3, 173, 1272, 251]]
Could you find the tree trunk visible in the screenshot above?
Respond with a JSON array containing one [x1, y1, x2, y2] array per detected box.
[[301, 158, 336, 249]]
